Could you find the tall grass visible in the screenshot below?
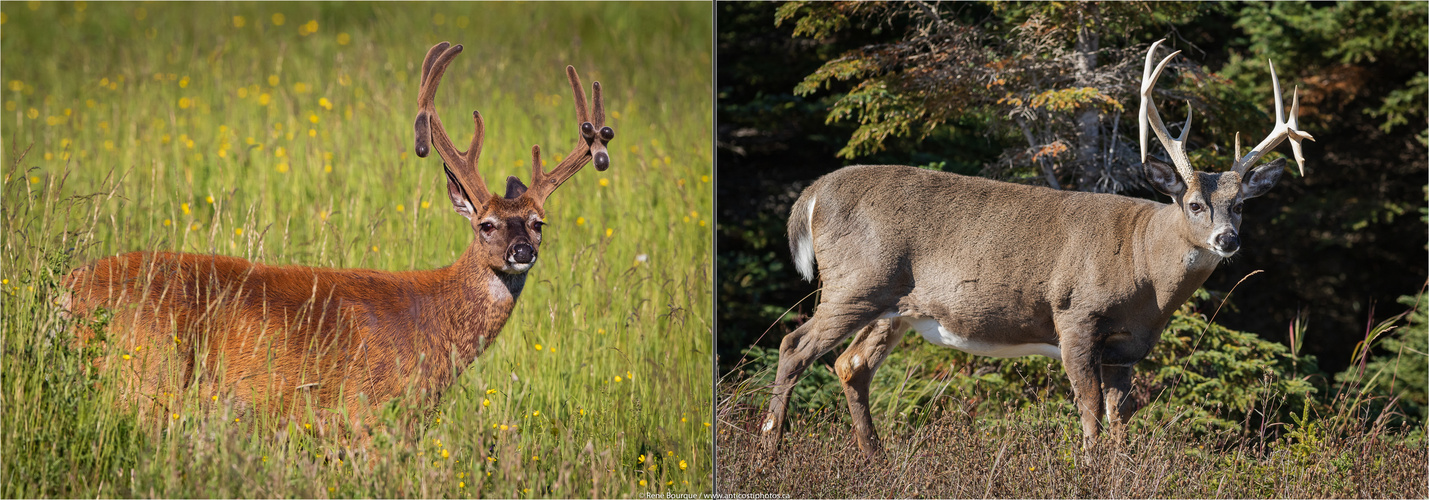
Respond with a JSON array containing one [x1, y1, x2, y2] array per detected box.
[[1, 2, 712, 497]]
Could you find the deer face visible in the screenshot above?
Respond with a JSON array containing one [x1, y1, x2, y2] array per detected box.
[[447, 171, 547, 274], [1146, 158, 1284, 257]]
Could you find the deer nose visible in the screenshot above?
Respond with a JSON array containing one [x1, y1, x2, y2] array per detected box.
[[1213, 231, 1240, 253], [510, 243, 536, 264]]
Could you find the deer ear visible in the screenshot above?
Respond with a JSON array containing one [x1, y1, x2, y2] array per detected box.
[[1144, 159, 1185, 197], [1242, 158, 1285, 200], [504, 176, 528, 199], [445, 165, 476, 219]]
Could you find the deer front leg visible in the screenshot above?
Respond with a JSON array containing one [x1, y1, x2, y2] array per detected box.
[[1101, 364, 1138, 446], [833, 318, 903, 460], [1057, 320, 1105, 448]]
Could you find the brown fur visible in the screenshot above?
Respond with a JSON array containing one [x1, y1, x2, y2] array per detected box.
[[62, 246, 514, 431]]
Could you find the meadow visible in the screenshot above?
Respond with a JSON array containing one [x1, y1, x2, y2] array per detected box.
[[1, 2, 712, 497]]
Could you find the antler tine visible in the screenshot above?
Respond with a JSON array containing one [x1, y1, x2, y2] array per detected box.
[[414, 42, 490, 203], [526, 66, 616, 203], [1139, 39, 1198, 185], [1231, 59, 1316, 176], [419, 42, 447, 89], [568, 65, 590, 125]]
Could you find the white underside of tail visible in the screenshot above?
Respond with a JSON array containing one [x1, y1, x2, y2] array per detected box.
[[793, 195, 817, 281]]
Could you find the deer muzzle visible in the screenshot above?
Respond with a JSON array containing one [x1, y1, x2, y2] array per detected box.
[[509, 243, 537, 266], [1210, 229, 1240, 257]]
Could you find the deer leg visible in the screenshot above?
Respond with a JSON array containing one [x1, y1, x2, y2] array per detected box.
[[1057, 320, 1105, 448], [760, 303, 884, 465], [834, 318, 903, 460], [1101, 364, 1137, 446]]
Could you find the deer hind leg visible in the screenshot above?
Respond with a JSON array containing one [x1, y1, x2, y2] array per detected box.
[[834, 317, 904, 459], [760, 301, 886, 465]]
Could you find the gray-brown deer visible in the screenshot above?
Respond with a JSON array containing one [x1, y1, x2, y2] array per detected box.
[[761, 39, 1313, 460], [60, 42, 615, 434]]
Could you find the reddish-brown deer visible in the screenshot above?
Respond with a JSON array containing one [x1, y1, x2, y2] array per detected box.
[[60, 42, 615, 434], [760, 39, 1313, 461]]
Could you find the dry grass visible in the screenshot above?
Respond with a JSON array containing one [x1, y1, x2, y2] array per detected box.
[[717, 402, 1426, 498]]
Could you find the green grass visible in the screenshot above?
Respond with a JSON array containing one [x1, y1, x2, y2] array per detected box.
[[1, 2, 712, 497]]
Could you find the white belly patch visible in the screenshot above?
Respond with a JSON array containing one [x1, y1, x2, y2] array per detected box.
[[898, 316, 1062, 360]]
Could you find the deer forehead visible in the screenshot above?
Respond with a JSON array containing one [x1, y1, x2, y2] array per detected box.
[[1190, 171, 1244, 204], [478, 197, 544, 220]]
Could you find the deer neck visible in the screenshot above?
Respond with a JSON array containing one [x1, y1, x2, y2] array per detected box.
[[1139, 203, 1221, 311], [422, 243, 526, 385]]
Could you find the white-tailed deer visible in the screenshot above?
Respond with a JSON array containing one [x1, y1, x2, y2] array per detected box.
[[60, 42, 615, 434], [761, 39, 1313, 460]]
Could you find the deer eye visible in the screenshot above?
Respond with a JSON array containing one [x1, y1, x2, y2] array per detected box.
[[1232, 203, 1243, 214], [532, 221, 546, 233], [1188, 202, 1205, 214], [479, 222, 496, 234]]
